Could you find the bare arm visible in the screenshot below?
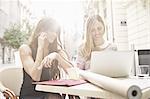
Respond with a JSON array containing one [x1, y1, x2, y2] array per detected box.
[[41, 49, 80, 79], [19, 44, 44, 81], [57, 50, 74, 73], [58, 50, 83, 79], [41, 49, 73, 73]]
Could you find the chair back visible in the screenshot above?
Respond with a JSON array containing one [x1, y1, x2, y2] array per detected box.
[[0, 66, 23, 96]]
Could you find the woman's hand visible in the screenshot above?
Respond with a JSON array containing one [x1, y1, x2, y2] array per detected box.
[[40, 52, 59, 68], [38, 32, 47, 49]]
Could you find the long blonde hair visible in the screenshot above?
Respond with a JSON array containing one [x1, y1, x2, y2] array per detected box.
[[28, 17, 62, 79], [78, 15, 105, 61]]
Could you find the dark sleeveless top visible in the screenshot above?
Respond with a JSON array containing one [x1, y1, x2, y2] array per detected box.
[[19, 67, 53, 99], [19, 44, 60, 99]]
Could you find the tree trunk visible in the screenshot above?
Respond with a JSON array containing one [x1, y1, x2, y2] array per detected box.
[[2, 46, 5, 64]]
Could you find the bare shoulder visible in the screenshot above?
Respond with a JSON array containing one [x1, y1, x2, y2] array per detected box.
[[19, 44, 32, 55]]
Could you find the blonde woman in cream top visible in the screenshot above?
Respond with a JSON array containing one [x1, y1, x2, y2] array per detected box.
[[76, 15, 117, 70]]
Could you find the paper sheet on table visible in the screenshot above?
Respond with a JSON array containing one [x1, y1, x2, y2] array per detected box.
[[79, 70, 142, 99], [122, 77, 150, 90]]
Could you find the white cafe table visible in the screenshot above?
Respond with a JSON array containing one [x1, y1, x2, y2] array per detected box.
[[35, 78, 150, 99], [35, 82, 126, 99]]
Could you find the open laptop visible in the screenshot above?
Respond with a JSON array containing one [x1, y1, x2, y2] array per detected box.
[[90, 51, 134, 77]]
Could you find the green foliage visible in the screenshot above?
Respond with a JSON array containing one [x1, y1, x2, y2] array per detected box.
[[3, 21, 33, 49]]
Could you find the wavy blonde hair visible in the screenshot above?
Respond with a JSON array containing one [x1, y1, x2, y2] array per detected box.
[[78, 15, 105, 61]]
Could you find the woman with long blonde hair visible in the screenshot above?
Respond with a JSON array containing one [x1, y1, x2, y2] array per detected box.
[[77, 15, 117, 70]]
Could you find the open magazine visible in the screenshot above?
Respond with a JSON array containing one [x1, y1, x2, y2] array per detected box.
[[32, 79, 86, 87]]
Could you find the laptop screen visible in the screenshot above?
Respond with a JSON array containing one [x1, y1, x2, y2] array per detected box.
[[137, 49, 150, 76], [90, 51, 134, 77]]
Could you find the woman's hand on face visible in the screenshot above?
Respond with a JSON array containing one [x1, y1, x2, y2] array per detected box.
[[40, 52, 59, 68], [38, 32, 47, 49]]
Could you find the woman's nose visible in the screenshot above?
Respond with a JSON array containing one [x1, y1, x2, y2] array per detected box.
[[95, 30, 100, 35]]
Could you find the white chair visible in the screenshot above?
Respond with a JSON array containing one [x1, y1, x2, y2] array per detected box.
[[0, 66, 23, 99], [0, 51, 23, 99]]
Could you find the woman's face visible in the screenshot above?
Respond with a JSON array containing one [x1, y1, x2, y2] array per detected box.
[[90, 20, 105, 41], [46, 31, 57, 43]]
